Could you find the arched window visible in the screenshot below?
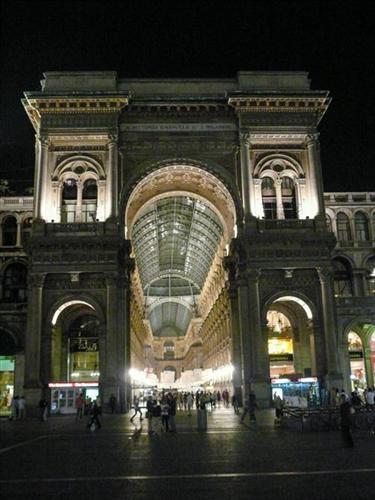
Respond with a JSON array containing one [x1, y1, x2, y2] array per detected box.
[[261, 177, 277, 219], [354, 212, 369, 241], [21, 218, 32, 246], [2, 263, 28, 302], [62, 178, 77, 223], [332, 258, 352, 297], [336, 212, 351, 241], [281, 177, 297, 219], [163, 341, 175, 360], [2, 216, 17, 246], [366, 256, 375, 295], [325, 214, 332, 232], [82, 179, 98, 222]]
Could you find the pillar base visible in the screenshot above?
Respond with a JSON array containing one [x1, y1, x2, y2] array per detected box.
[[23, 387, 43, 417], [101, 382, 132, 413], [324, 372, 344, 391], [246, 379, 271, 408]]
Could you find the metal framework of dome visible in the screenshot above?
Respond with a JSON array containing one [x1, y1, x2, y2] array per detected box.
[[132, 196, 224, 337]]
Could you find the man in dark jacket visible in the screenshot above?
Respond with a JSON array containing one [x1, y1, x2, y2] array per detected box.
[[241, 391, 258, 423], [87, 401, 101, 430], [340, 394, 354, 447]]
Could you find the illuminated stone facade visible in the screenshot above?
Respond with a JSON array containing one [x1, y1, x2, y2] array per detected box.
[[0, 71, 374, 413]]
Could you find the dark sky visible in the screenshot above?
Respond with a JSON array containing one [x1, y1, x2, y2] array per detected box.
[[1, 0, 374, 194]]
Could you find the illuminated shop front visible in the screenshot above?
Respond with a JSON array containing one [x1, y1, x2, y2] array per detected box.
[[271, 377, 320, 407], [69, 336, 99, 382], [267, 311, 295, 378], [347, 331, 366, 390], [371, 332, 375, 382], [0, 356, 15, 416], [49, 382, 99, 414]]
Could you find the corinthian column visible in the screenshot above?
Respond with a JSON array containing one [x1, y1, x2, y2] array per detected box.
[[239, 134, 250, 217], [306, 134, 325, 217], [106, 134, 118, 219], [34, 135, 49, 220]]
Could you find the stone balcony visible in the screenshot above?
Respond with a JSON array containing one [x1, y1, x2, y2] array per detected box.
[[0, 197, 33, 211]]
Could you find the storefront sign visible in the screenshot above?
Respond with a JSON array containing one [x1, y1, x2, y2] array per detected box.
[[269, 354, 294, 362], [48, 382, 98, 388], [70, 338, 98, 353], [349, 350, 363, 360]]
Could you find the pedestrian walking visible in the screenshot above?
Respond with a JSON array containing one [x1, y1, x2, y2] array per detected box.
[[167, 393, 177, 432], [39, 398, 48, 421], [339, 393, 354, 448], [87, 401, 102, 430], [241, 391, 258, 423], [365, 387, 374, 408], [187, 393, 193, 416], [18, 396, 26, 419], [109, 394, 117, 414], [9, 395, 19, 421], [75, 393, 84, 421], [161, 398, 170, 431], [274, 394, 284, 426], [231, 394, 240, 415], [130, 395, 143, 422], [151, 399, 162, 435]]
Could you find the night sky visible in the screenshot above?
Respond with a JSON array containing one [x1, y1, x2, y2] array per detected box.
[[1, 0, 374, 194]]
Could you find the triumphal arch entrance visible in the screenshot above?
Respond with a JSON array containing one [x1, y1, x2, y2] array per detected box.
[[21, 71, 343, 411]]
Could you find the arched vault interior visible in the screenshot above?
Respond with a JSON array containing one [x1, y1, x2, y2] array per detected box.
[[131, 196, 224, 338]]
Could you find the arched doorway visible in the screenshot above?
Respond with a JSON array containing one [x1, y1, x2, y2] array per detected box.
[[0, 329, 19, 416], [266, 295, 319, 406], [347, 331, 366, 390], [48, 299, 103, 414], [124, 164, 237, 395]]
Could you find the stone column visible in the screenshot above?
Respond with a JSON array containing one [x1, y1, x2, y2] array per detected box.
[[107, 135, 118, 219], [239, 134, 250, 217], [24, 273, 45, 407], [253, 178, 264, 219], [40, 328, 52, 389], [317, 267, 343, 388], [238, 266, 270, 407], [237, 272, 251, 392], [37, 136, 49, 221], [16, 221, 22, 247], [363, 347, 374, 388], [306, 134, 325, 217], [227, 282, 243, 404], [246, 269, 270, 406], [117, 271, 132, 412], [274, 179, 285, 220], [102, 273, 119, 404], [75, 180, 83, 222]]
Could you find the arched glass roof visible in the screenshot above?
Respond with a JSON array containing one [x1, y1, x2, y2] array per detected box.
[[132, 196, 224, 337]]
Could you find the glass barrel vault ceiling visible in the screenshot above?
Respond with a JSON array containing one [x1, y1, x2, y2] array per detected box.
[[132, 196, 224, 337]]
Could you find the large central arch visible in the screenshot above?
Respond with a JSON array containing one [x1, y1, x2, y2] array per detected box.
[[124, 162, 238, 389]]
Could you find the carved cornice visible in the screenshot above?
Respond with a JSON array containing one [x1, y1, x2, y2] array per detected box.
[[23, 96, 128, 130], [228, 95, 330, 123]]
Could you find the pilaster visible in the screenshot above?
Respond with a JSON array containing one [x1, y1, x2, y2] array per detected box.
[[317, 266, 343, 388], [24, 273, 45, 407], [306, 134, 325, 217]]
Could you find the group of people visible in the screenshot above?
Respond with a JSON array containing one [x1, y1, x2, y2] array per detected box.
[[173, 389, 232, 413], [128, 389, 244, 435], [73, 393, 103, 430], [8, 395, 26, 420], [330, 386, 375, 408]]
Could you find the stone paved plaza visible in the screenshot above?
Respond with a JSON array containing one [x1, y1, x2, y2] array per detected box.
[[1, 407, 374, 499]]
